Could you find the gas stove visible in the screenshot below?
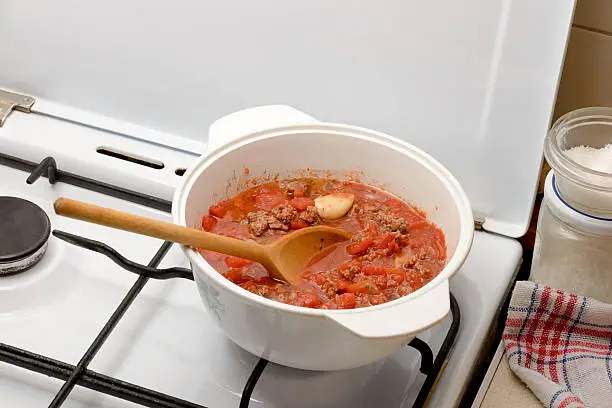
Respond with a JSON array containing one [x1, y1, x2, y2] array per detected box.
[[0, 134, 520, 408], [0, 1, 575, 405]]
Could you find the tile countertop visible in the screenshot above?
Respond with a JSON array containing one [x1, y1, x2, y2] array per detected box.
[[481, 357, 542, 408]]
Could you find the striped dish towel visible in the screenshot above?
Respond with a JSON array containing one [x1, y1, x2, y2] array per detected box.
[[503, 281, 612, 408]]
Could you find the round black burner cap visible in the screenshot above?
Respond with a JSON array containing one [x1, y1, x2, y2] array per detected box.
[[0, 197, 51, 263]]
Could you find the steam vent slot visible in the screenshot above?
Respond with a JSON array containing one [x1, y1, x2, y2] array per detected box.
[[96, 146, 164, 169]]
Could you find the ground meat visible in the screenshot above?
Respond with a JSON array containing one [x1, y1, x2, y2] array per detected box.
[[352, 272, 367, 283], [340, 264, 361, 280], [394, 247, 423, 269], [395, 248, 436, 270], [349, 229, 368, 243], [397, 286, 414, 296], [279, 181, 309, 197], [322, 281, 337, 298], [363, 203, 384, 213], [415, 247, 435, 261], [271, 204, 297, 223], [361, 250, 379, 262], [392, 247, 439, 281], [299, 206, 318, 224], [268, 219, 289, 231], [412, 262, 432, 278], [246, 206, 295, 235], [245, 211, 271, 236], [375, 212, 409, 233]]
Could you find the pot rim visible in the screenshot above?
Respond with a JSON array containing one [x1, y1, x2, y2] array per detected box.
[[172, 123, 474, 317]]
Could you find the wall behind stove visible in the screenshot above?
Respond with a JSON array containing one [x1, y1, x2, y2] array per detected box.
[[539, 0, 612, 193], [554, 1, 612, 118]]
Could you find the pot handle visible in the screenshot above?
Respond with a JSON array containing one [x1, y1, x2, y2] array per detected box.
[[208, 105, 320, 150], [327, 279, 450, 339]]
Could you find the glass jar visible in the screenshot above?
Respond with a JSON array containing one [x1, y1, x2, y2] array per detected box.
[[531, 107, 612, 302]]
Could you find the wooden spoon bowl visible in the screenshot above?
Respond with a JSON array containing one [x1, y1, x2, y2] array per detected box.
[[53, 197, 351, 284]]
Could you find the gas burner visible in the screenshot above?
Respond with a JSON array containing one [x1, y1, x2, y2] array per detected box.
[[0, 196, 51, 275]]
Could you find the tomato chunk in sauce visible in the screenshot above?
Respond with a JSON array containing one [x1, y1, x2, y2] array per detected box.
[[200, 178, 446, 309]]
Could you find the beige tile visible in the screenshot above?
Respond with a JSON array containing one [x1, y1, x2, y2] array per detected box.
[[480, 355, 542, 408], [574, 0, 612, 34], [553, 27, 612, 119]]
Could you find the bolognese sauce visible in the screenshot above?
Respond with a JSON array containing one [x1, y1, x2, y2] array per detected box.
[[200, 178, 446, 309]]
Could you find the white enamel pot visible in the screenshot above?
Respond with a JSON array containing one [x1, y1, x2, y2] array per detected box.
[[172, 105, 474, 371]]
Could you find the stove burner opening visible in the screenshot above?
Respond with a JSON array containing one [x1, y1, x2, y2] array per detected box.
[[0, 196, 51, 275]]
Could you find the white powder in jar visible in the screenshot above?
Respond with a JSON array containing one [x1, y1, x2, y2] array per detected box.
[[560, 144, 612, 215], [563, 144, 612, 173]]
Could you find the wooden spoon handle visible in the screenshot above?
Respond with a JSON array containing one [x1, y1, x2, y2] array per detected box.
[[53, 197, 267, 262]]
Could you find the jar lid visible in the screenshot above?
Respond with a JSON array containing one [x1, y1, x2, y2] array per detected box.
[[545, 108, 612, 193], [544, 108, 612, 218], [544, 171, 612, 236]]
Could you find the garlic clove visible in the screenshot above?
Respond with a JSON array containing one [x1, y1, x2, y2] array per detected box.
[[314, 193, 355, 220]]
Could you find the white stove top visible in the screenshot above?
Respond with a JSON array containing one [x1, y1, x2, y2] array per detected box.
[[1, 0, 575, 402], [0, 155, 521, 407]]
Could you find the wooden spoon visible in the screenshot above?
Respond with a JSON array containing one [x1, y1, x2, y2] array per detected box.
[[53, 197, 351, 285]]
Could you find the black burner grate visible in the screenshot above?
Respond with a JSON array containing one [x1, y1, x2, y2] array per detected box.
[[0, 154, 461, 408]]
